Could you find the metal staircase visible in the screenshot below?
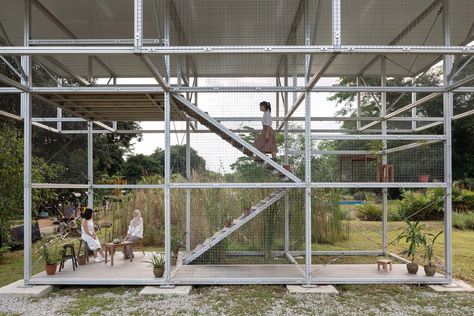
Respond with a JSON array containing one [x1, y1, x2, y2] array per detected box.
[[171, 94, 299, 265], [172, 94, 301, 183], [182, 187, 291, 265]]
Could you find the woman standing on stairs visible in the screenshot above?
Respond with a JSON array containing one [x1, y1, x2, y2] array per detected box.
[[253, 101, 278, 160]]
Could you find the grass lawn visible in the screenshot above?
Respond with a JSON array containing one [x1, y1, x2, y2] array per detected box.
[[1, 221, 473, 315]]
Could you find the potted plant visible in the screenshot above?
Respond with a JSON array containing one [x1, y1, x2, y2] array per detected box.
[[77, 245, 87, 265], [224, 217, 233, 228], [40, 240, 64, 275], [143, 253, 165, 278], [423, 231, 442, 276], [396, 220, 426, 274], [242, 191, 252, 218]]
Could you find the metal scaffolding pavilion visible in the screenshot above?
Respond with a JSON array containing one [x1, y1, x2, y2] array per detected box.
[[1, 0, 474, 286]]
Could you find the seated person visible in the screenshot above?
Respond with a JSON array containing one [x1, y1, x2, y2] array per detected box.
[[81, 208, 105, 263], [123, 209, 143, 259]]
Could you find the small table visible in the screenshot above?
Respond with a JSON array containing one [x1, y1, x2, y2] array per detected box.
[[104, 241, 133, 266], [377, 259, 392, 271]]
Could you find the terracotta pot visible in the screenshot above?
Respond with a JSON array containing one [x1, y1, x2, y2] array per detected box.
[[78, 255, 87, 265], [424, 264, 436, 277], [406, 262, 419, 274], [224, 219, 233, 228], [418, 175, 430, 182], [243, 208, 251, 217], [153, 267, 164, 278], [45, 264, 57, 275]]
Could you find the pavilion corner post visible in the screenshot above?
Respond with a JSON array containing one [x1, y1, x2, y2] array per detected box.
[[134, 0, 143, 52], [442, 0, 453, 283], [185, 122, 191, 252], [87, 121, 94, 208], [284, 56, 290, 254], [304, 0, 312, 285], [163, 0, 172, 284], [381, 58, 388, 255], [22, 0, 32, 287]]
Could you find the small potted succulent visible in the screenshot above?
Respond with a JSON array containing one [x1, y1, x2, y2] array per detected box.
[[143, 253, 165, 278], [423, 231, 442, 276], [396, 220, 426, 274], [40, 240, 64, 275]]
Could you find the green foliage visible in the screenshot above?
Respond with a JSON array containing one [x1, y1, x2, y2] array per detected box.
[[143, 253, 165, 268], [423, 231, 442, 265], [355, 203, 382, 221], [453, 212, 474, 230], [313, 191, 349, 244], [396, 220, 427, 263], [121, 145, 206, 183], [396, 189, 444, 221], [39, 238, 64, 265]]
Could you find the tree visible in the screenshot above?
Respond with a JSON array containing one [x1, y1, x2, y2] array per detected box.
[[121, 145, 207, 183]]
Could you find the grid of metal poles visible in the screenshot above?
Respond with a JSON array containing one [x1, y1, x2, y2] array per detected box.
[[1, 0, 473, 286]]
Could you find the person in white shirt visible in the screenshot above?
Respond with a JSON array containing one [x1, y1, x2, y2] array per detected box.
[[123, 209, 144, 259], [253, 101, 277, 159], [81, 208, 105, 262]]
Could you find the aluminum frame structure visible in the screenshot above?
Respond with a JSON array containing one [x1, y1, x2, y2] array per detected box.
[[0, 0, 473, 286]]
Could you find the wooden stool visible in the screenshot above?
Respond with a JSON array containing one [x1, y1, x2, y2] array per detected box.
[[377, 259, 392, 271], [138, 238, 145, 255], [78, 239, 90, 263], [59, 243, 78, 272]]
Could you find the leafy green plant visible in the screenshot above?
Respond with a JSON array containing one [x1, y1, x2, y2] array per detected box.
[[423, 231, 442, 266], [396, 220, 427, 263], [355, 203, 382, 221], [143, 253, 165, 268], [453, 211, 474, 230], [39, 240, 64, 265]]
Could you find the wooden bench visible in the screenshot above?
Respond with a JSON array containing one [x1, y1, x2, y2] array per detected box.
[[377, 259, 392, 271]]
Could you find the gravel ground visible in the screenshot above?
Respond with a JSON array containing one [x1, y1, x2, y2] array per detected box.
[[0, 285, 473, 316]]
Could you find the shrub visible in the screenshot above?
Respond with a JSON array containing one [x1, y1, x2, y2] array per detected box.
[[355, 203, 382, 221], [353, 191, 367, 201], [453, 212, 474, 230], [396, 190, 444, 221]]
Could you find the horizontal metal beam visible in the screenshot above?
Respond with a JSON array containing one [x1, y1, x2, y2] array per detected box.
[[312, 182, 447, 188], [312, 134, 446, 141], [0, 86, 470, 94], [1, 45, 474, 55]]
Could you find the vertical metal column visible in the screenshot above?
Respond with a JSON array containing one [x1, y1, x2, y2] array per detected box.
[[22, 0, 32, 287], [356, 77, 361, 130], [381, 58, 388, 254], [304, 0, 312, 285], [411, 78, 417, 131], [284, 56, 290, 254], [87, 121, 94, 208], [185, 120, 191, 252], [163, 0, 172, 284], [134, 0, 143, 52], [442, 0, 453, 283]]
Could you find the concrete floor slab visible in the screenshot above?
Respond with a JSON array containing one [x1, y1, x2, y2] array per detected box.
[[287, 285, 338, 294], [139, 285, 193, 295], [0, 280, 53, 297], [429, 279, 474, 292]]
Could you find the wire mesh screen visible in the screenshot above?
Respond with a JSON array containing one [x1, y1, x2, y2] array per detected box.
[[32, 125, 88, 184], [311, 139, 444, 183], [174, 188, 306, 280]]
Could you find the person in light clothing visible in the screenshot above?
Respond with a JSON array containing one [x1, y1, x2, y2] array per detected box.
[[123, 209, 144, 259], [81, 208, 105, 262], [253, 101, 278, 160]]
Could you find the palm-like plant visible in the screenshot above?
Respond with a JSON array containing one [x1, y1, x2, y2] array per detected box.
[[396, 220, 427, 263], [424, 231, 443, 266]]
